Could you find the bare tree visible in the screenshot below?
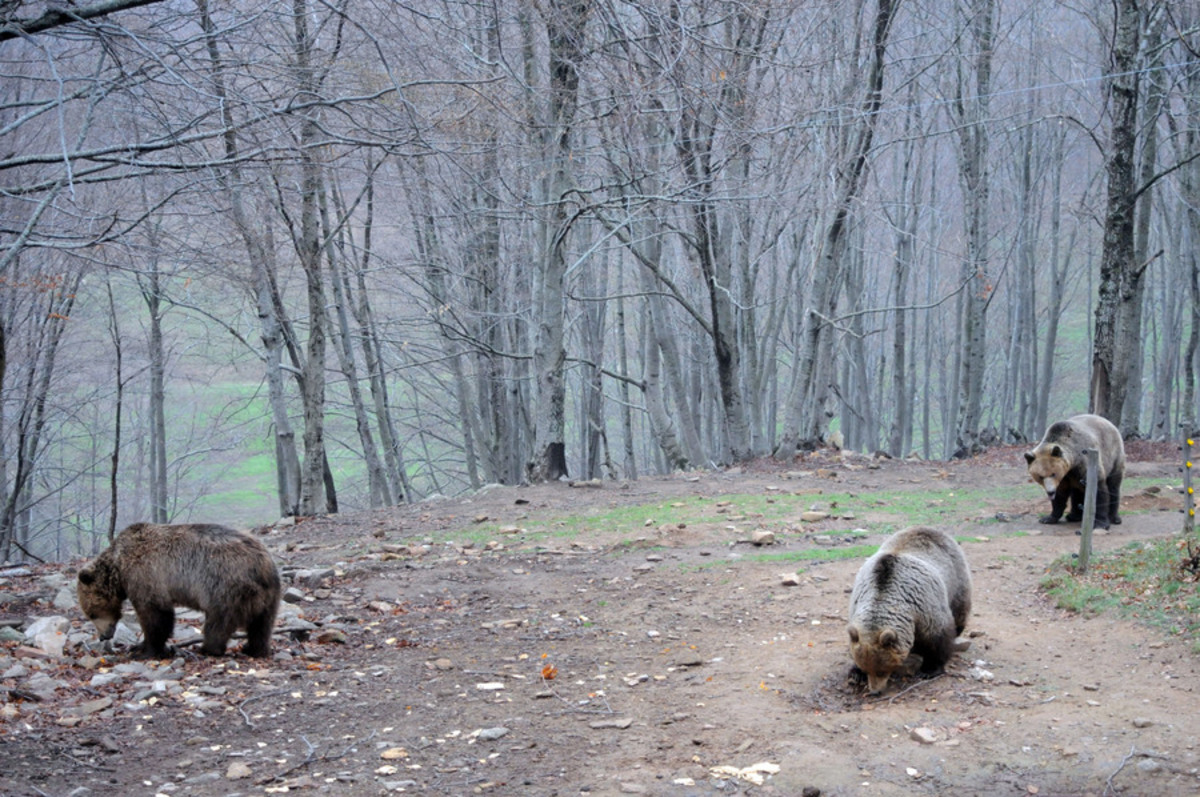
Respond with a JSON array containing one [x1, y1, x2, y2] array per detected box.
[[776, 0, 898, 458]]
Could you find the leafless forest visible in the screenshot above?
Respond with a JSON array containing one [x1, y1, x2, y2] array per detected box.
[[1, 0, 1198, 561]]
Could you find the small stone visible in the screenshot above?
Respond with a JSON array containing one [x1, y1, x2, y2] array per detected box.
[[476, 727, 509, 741], [225, 761, 252, 780], [910, 727, 938, 745], [750, 530, 775, 546], [589, 717, 633, 730], [282, 587, 305, 603], [1132, 717, 1154, 729], [780, 573, 802, 587], [315, 628, 347, 645]]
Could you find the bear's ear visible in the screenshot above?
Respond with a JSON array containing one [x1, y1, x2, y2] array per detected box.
[[879, 629, 898, 648], [78, 567, 95, 586], [1051, 444, 1063, 458], [1024, 451, 1035, 464], [847, 626, 859, 643]]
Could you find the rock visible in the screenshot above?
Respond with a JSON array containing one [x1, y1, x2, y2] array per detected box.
[[1132, 717, 1154, 729], [910, 727, 939, 745], [52, 586, 77, 611], [292, 568, 336, 586], [750, 530, 775, 546], [780, 573, 802, 587], [476, 727, 509, 741], [0, 627, 23, 643], [61, 697, 114, 718], [315, 628, 347, 645], [589, 717, 633, 730], [24, 616, 69, 657], [282, 587, 306, 603], [801, 511, 829, 522], [968, 666, 994, 682], [1, 663, 28, 679], [225, 761, 252, 780]]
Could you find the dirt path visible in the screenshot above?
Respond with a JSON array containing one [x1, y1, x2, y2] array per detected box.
[[2, 448, 1197, 796]]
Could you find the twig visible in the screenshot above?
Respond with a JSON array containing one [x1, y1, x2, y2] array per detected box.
[[462, 670, 520, 679], [865, 672, 945, 705], [1105, 745, 1137, 796], [541, 672, 615, 716], [237, 688, 292, 728], [56, 747, 116, 772], [258, 730, 377, 785]]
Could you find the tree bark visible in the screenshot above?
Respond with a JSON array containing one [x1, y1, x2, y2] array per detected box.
[[1091, 0, 1142, 425], [950, 0, 995, 458], [529, 0, 589, 482], [776, 0, 897, 459]]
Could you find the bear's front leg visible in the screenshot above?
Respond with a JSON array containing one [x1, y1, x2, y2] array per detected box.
[[200, 614, 236, 657], [1039, 489, 1069, 524], [1065, 489, 1084, 522], [134, 604, 176, 659]]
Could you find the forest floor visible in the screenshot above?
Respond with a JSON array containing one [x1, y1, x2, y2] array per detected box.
[[1, 441, 1198, 796]]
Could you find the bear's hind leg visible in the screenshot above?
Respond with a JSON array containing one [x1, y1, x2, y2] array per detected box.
[[1107, 475, 1123, 525], [135, 604, 176, 659], [242, 609, 275, 658], [1093, 484, 1111, 529]]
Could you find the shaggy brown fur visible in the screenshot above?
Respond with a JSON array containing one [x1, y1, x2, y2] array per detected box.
[[77, 522, 281, 659], [847, 526, 972, 694], [1024, 414, 1125, 529]]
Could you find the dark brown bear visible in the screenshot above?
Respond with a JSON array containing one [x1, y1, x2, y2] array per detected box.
[[77, 522, 281, 659], [1024, 414, 1125, 529]]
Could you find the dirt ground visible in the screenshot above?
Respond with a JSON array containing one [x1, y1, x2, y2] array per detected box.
[[2, 443, 1198, 796]]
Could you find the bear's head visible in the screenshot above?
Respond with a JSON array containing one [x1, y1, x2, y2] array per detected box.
[[77, 557, 124, 642], [1025, 445, 1071, 502], [847, 624, 908, 694]]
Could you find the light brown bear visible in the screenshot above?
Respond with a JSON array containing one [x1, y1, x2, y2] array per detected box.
[[1024, 414, 1125, 529], [77, 522, 281, 659], [847, 526, 972, 694]]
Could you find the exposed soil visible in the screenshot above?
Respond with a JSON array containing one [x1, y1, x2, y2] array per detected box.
[[2, 442, 1198, 796]]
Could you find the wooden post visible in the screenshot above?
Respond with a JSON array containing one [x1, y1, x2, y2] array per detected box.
[[1185, 434, 1195, 538], [1078, 448, 1099, 572]]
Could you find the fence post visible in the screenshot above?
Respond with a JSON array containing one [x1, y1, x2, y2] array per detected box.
[[1078, 448, 1099, 573], [1185, 434, 1195, 538]]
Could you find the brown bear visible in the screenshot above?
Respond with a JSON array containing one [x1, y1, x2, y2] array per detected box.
[[847, 526, 972, 694], [1024, 414, 1125, 529], [77, 522, 281, 659]]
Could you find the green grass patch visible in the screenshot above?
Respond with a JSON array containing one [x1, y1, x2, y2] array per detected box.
[[1041, 535, 1200, 649]]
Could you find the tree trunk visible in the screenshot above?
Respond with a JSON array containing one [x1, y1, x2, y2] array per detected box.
[[776, 0, 896, 459], [292, 0, 329, 514], [529, 0, 589, 482], [1091, 0, 1142, 425], [950, 0, 995, 458], [198, 0, 300, 517]]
